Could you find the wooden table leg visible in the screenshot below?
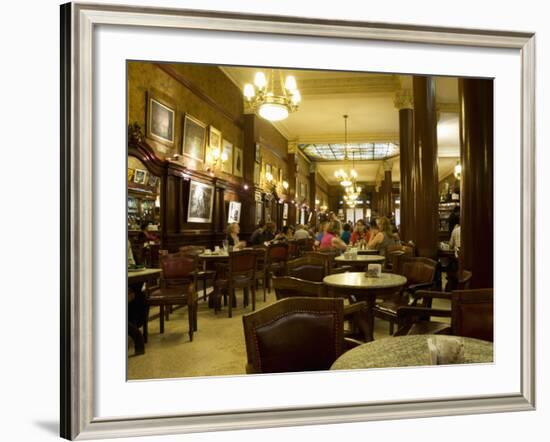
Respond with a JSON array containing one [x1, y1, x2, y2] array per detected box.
[[365, 296, 376, 342]]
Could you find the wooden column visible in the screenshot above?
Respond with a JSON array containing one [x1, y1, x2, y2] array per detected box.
[[287, 149, 298, 225], [382, 160, 393, 217], [394, 90, 415, 242], [459, 78, 494, 288], [412, 77, 439, 258]]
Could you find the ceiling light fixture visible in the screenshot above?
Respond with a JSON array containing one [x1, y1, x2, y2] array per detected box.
[[243, 70, 301, 122]]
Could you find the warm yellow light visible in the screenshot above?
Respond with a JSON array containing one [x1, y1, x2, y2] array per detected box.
[[258, 103, 289, 121], [350, 169, 358, 178], [243, 83, 255, 100], [290, 90, 301, 105], [454, 162, 462, 178], [254, 72, 267, 88], [282, 180, 289, 190], [265, 172, 273, 182], [285, 75, 297, 91], [221, 151, 228, 162]]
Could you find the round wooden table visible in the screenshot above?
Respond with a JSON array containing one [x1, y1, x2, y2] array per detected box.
[[331, 334, 494, 370], [335, 254, 385, 270], [323, 272, 407, 342]]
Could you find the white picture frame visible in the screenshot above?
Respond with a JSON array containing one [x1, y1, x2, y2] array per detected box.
[[187, 180, 214, 223], [61, 3, 535, 440]]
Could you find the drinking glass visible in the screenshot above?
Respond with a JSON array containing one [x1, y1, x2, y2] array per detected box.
[[222, 240, 229, 253]]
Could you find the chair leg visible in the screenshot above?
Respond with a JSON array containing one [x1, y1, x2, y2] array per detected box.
[[187, 303, 194, 341], [143, 305, 149, 343], [228, 286, 233, 318], [251, 285, 256, 311], [193, 301, 198, 331], [263, 277, 266, 302], [389, 321, 394, 335], [159, 305, 165, 333]]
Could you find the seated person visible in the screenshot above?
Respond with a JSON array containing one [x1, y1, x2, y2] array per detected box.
[[367, 216, 397, 256], [319, 221, 347, 252], [340, 223, 351, 244], [226, 222, 247, 250], [293, 224, 311, 240], [350, 219, 368, 246], [249, 221, 266, 245]]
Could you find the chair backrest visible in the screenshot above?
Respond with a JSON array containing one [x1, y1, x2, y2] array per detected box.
[[272, 276, 327, 300], [229, 249, 257, 279], [387, 245, 415, 272], [401, 257, 438, 286], [160, 253, 197, 281], [287, 240, 299, 260], [458, 270, 473, 290], [451, 289, 493, 342], [242, 297, 344, 373], [286, 253, 329, 282], [267, 242, 289, 262], [296, 238, 314, 255]]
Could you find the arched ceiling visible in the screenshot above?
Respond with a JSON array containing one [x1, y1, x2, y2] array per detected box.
[[221, 66, 461, 184]]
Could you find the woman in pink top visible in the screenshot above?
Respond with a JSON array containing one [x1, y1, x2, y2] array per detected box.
[[319, 221, 347, 251]]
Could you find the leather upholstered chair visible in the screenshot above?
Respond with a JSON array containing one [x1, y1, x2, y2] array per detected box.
[[145, 253, 198, 341], [242, 297, 346, 374], [179, 245, 217, 302], [212, 249, 257, 318], [286, 252, 330, 282], [373, 256, 438, 334], [265, 243, 288, 292], [394, 287, 493, 342], [272, 276, 370, 343], [296, 238, 314, 255]]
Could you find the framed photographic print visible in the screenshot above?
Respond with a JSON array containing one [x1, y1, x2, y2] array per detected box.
[[283, 203, 289, 220], [146, 93, 175, 146], [182, 114, 206, 163], [187, 180, 214, 223], [62, 3, 535, 440], [133, 168, 147, 185], [221, 139, 233, 174], [147, 174, 158, 188], [265, 163, 271, 178], [255, 201, 263, 225], [228, 201, 242, 223], [253, 162, 261, 185], [233, 146, 244, 177]]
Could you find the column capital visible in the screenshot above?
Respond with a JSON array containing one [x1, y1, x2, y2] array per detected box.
[[394, 89, 414, 110], [287, 140, 298, 153], [383, 160, 394, 172]]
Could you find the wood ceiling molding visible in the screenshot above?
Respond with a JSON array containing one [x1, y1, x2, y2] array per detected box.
[[298, 75, 400, 96]]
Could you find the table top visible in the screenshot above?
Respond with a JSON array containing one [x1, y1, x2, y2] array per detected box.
[[335, 254, 385, 264], [331, 335, 494, 370], [198, 252, 229, 259], [127, 267, 161, 278], [323, 272, 406, 290]]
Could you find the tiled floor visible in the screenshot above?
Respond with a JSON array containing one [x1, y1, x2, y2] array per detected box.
[[127, 288, 451, 381]]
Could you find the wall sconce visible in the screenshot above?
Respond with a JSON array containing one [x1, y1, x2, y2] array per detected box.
[[315, 199, 320, 205], [282, 180, 289, 190], [206, 147, 228, 170], [454, 162, 462, 179], [265, 172, 274, 183], [243, 184, 249, 190]]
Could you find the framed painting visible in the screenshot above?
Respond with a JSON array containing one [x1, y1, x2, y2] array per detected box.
[[133, 168, 147, 185], [187, 180, 214, 223], [62, 3, 535, 440], [146, 93, 175, 146], [283, 203, 289, 220], [208, 125, 222, 158], [255, 142, 261, 163], [221, 138, 233, 174], [253, 162, 261, 185], [228, 201, 242, 223], [233, 146, 244, 177], [181, 114, 206, 163]]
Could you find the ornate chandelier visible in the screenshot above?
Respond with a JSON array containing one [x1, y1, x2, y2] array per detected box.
[[334, 115, 358, 188], [243, 70, 301, 122]]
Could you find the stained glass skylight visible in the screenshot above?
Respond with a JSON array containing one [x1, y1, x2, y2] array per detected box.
[[299, 143, 399, 161]]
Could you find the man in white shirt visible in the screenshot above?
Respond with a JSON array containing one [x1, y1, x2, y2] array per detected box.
[[293, 224, 311, 240], [449, 224, 461, 258]]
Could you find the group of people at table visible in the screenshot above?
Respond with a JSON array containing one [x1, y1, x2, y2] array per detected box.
[[225, 213, 400, 257]]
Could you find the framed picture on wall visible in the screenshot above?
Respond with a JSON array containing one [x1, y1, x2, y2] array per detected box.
[[265, 163, 271, 178], [283, 203, 289, 219], [221, 139, 233, 174], [146, 93, 175, 146], [278, 168, 283, 183], [228, 201, 242, 223], [133, 169, 147, 185], [127, 168, 134, 182], [300, 182, 306, 201], [253, 162, 260, 185], [187, 180, 214, 223], [208, 125, 222, 157], [182, 114, 206, 162], [233, 146, 243, 177], [63, 4, 535, 440], [255, 201, 263, 225]]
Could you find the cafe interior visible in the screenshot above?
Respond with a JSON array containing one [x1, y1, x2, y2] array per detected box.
[[127, 61, 494, 380]]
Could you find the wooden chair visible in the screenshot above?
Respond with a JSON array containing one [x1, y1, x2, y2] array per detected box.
[[265, 243, 289, 292], [394, 288, 493, 342], [272, 276, 370, 342], [287, 240, 300, 260], [286, 252, 330, 282], [212, 249, 257, 318], [242, 297, 349, 374], [145, 253, 198, 341], [373, 256, 438, 334], [296, 237, 314, 256], [252, 246, 268, 302], [179, 245, 217, 302]]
